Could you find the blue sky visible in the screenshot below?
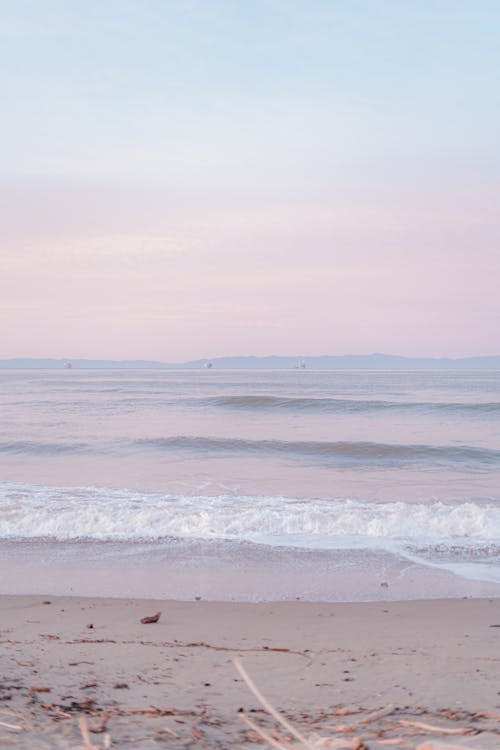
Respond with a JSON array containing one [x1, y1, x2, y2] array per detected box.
[[3, 1, 499, 190], [1, 1, 499, 359]]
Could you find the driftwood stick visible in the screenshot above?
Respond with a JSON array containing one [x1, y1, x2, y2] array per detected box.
[[305, 733, 367, 749], [121, 706, 194, 716], [416, 742, 488, 750], [78, 716, 100, 750], [88, 711, 109, 734], [239, 713, 290, 750], [473, 710, 500, 721], [234, 658, 315, 750], [55, 707, 73, 719], [159, 724, 180, 738], [399, 720, 474, 735], [356, 705, 397, 725], [0, 720, 22, 731]]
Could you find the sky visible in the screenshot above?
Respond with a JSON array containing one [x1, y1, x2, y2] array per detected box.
[[1, 0, 499, 361]]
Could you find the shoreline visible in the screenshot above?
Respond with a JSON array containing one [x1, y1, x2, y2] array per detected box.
[[1, 594, 499, 748], [2, 538, 500, 603]]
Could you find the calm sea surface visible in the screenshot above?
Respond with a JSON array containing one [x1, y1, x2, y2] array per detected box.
[[1, 368, 499, 600]]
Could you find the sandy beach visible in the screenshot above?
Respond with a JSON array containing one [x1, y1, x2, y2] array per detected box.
[[0, 595, 499, 749]]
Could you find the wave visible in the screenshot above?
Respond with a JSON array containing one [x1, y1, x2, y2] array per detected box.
[[1, 436, 498, 468], [6, 393, 500, 418], [1, 483, 499, 551], [0, 441, 91, 455], [202, 395, 500, 416], [134, 436, 500, 467]]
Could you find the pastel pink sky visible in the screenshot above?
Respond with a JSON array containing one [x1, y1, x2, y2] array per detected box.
[[2, 177, 499, 361], [1, 2, 499, 360]]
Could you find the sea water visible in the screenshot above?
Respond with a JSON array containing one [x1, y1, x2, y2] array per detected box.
[[0, 368, 499, 601]]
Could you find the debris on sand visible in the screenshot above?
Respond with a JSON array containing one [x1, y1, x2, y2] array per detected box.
[[140, 611, 161, 624]]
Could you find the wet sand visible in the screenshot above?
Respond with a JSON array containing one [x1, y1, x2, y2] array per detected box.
[[1, 596, 499, 748], [2, 538, 500, 604]]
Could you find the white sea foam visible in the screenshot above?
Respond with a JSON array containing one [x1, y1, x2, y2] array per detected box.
[[1, 482, 499, 551]]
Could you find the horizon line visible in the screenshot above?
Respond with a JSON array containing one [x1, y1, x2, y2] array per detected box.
[[2, 353, 500, 364]]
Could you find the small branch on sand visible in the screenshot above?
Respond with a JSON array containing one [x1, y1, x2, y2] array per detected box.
[[234, 658, 316, 750], [356, 705, 397, 725], [155, 724, 180, 738], [184, 641, 300, 656], [233, 659, 494, 750], [416, 743, 479, 750], [88, 711, 109, 734], [121, 706, 195, 717], [66, 639, 117, 644], [239, 713, 290, 750], [0, 720, 22, 731], [472, 710, 500, 721], [78, 717, 100, 750], [325, 706, 398, 733], [398, 720, 475, 735]]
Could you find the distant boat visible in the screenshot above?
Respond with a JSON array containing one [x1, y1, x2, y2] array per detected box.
[[203, 361, 213, 369], [63, 361, 73, 369], [295, 360, 306, 369]]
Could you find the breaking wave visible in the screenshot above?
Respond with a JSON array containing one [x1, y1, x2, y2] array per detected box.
[[1, 482, 499, 549]]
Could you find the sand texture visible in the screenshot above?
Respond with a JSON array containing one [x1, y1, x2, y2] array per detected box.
[[0, 596, 499, 749]]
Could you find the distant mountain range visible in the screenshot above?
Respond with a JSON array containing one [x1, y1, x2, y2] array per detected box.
[[2, 354, 500, 369]]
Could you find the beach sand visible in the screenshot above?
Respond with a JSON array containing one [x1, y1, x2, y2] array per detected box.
[[0, 596, 499, 749]]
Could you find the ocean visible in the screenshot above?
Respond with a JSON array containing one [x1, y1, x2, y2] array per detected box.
[[1, 368, 499, 601]]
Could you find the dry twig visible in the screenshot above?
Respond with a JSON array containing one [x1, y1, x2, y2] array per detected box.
[[357, 705, 397, 725], [239, 713, 289, 750], [156, 724, 180, 738], [0, 720, 22, 731], [416, 743, 479, 750], [78, 716, 100, 750], [235, 658, 316, 750], [398, 720, 474, 735]]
